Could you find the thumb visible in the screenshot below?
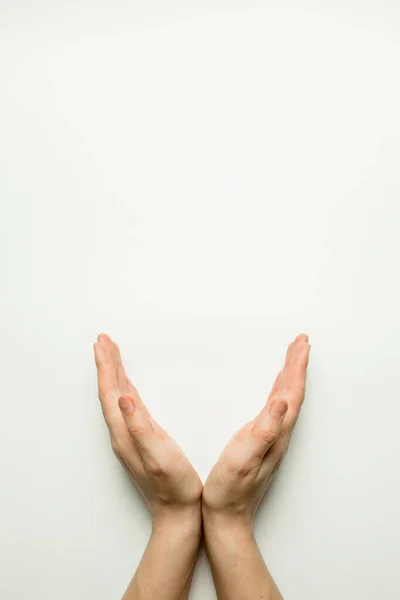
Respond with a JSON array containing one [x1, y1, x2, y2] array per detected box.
[[118, 395, 155, 458], [251, 398, 288, 459]]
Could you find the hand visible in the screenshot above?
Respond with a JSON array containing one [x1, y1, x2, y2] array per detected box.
[[202, 333, 311, 532], [93, 333, 203, 531]]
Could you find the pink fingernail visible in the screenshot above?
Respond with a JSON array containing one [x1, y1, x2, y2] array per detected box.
[[119, 396, 134, 415]]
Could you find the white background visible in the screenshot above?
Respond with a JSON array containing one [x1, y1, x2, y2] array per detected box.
[[1, 1, 400, 598]]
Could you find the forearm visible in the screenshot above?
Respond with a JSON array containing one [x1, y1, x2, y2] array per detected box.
[[203, 514, 283, 600], [123, 513, 202, 600]]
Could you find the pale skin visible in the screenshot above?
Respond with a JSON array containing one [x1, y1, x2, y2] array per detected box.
[[93, 332, 311, 600]]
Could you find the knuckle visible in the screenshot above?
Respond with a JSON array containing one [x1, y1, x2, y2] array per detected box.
[[127, 422, 146, 438], [237, 461, 256, 478], [145, 459, 166, 478], [270, 392, 289, 405], [224, 455, 242, 475], [224, 455, 237, 473], [258, 426, 279, 445], [225, 455, 255, 478]]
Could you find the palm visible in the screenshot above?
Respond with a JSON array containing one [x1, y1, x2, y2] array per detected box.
[[94, 334, 202, 508], [203, 334, 311, 514]]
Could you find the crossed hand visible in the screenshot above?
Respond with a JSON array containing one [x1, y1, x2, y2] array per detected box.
[[93, 333, 311, 533]]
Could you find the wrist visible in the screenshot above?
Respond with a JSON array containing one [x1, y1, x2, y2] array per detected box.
[[202, 505, 254, 540], [202, 508, 257, 564], [152, 502, 202, 539]]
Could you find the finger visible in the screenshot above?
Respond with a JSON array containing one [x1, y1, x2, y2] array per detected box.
[[118, 395, 157, 462], [269, 369, 284, 397], [268, 334, 311, 433], [221, 336, 310, 478], [110, 426, 145, 474], [94, 334, 125, 433], [289, 333, 309, 365], [258, 432, 289, 481], [96, 335, 148, 414], [284, 341, 294, 368], [124, 378, 152, 419], [284, 336, 311, 420], [258, 335, 311, 477], [269, 333, 309, 399], [112, 341, 130, 395], [127, 376, 137, 394], [251, 398, 288, 459], [94, 334, 117, 391]]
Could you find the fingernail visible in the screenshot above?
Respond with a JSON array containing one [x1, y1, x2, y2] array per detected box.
[[119, 396, 134, 415], [270, 400, 288, 419]]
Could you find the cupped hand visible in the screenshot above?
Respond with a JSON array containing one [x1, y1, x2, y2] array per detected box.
[[93, 333, 202, 529], [202, 333, 311, 530]]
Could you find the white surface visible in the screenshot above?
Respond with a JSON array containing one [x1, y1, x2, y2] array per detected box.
[[1, 2, 400, 598]]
